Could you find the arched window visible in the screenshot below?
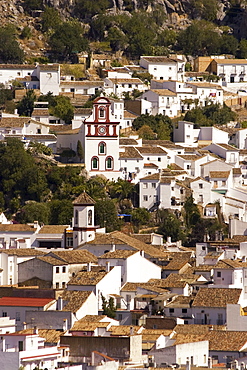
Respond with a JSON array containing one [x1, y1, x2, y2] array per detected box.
[[99, 107, 105, 118], [91, 157, 99, 170], [88, 210, 92, 225], [75, 210, 78, 225], [98, 142, 106, 155], [106, 156, 113, 170]]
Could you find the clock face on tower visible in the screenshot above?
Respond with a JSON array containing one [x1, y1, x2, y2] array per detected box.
[[98, 125, 106, 135]]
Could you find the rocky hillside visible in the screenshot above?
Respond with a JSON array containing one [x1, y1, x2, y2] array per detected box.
[[1, 0, 247, 60]]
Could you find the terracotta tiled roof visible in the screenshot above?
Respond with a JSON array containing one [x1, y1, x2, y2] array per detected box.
[[99, 250, 137, 259], [15, 329, 64, 343], [209, 171, 230, 178], [142, 56, 182, 63], [37, 256, 67, 266], [85, 233, 126, 246], [38, 225, 69, 234], [60, 80, 103, 86], [119, 147, 143, 159], [213, 58, 247, 65], [218, 143, 239, 151], [0, 249, 45, 257], [186, 82, 222, 90], [110, 231, 167, 258], [143, 163, 158, 168], [78, 315, 108, 323], [47, 250, 98, 264], [109, 325, 142, 336], [0, 224, 36, 232], [107, 78, 143, 84], [68, 271, 107, 286], [142, 140, 180, 149], [178, 155, 204, 161], [119, 138, 138, 146], [73, 192, 95, 205], [124, 110, 138, 119], [137, 146, 167, 154], [0, 297, 54, 307], [150, 89, 177, 96], [140, 173, 160, 181], [192, 287, 242, 307], [207, 330, 247, 351], [169, 163, 184, 170], [149, 275, 188, 288], [32, 109, 49, 116], [214, 259, 247, 269], [173, 324, 226, 335], [61, 290, 92, 313], [71, 321, 110, 331], [165, 295, 192, 308], [0, 64, 35, 70]]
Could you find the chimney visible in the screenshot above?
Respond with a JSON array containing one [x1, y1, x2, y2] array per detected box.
[[87, 262, 91, 272], [167, 237, 171, 244], [186, 358, 191, 370], [208, 357, 212, 368], [34, 326, 38, 335], [1, 336, 5, 352], [140, 250, 144, 257], [63, 319, 68, 331], [106, 261, 110, 272], [33, 221, 39, 229], [112, 244, 116, 251], [57, 296, 64, 311], [23, 322, 27, 330]]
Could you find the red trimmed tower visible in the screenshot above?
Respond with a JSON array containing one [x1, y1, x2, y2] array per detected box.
[[84, 97, 121, 179]]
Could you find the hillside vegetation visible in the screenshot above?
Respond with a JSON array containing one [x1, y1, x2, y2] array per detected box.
[[1, 0, 247, 63]]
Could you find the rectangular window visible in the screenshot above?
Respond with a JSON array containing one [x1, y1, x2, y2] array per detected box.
[[199, 183, 203, 189], [62, 266, 66, 273], [143, 195, 148, 201], [158, 157, 161, 162], [56, 267, 59, 273], [169, 308, 174, 313], [2, 312, 7, 317], [182, 308, 187, 313], [143, 183, 148, 189], [62, 282, 66, 288], [152, 183, 156, 188], [217, 271, 221, 277], [16, 312, 20, 321], [56, 282, 59, 289]]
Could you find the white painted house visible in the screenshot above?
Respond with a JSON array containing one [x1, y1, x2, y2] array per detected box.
[[140, 56, 185, 82]]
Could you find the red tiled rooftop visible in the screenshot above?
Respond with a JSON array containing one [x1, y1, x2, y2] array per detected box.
[[0, 297, 54, 307]]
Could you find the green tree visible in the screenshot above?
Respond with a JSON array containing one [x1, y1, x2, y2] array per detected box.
[[49, 21, 89, 60], [133, 114, 172, 140], [41, 6, 62, 33], [101, 294, 116, 318], [75, 0, 110, 18], [157, 209, 184, 242], [50, 95, 74, 124], [48, 199, 73, 225], [77, 140, 84, 162], [137, 125, 155, 140], [238, 39, 247, 58], [113, 178, 135, 200], [94, 199, 120, 232], [130, 208, 151, 228], [183, 195, 201, 229], [177, 20, 221, 56], [17, 90, 36, 117], [17, 202, 50, 224], [0, 25, 24, 64]]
